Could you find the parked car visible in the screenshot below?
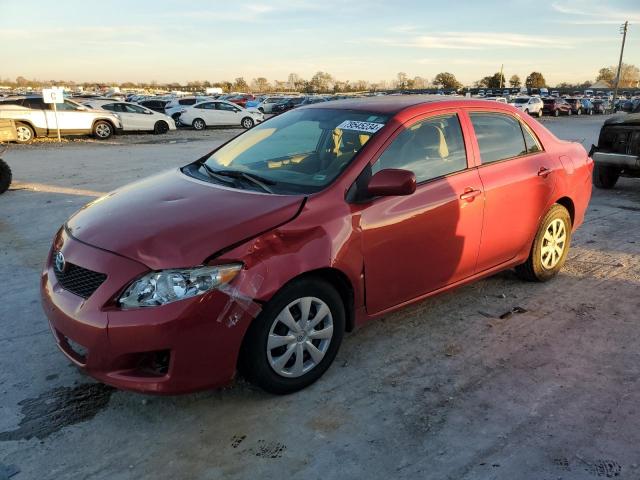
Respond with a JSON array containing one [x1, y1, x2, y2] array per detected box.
[[621, 98, 640, 113], [255, 96, 287, 113], [83, 100, 176, 134], [272, 97, 306, 113], [0, 158, 11, 194], [592, 99, 610, 114], [137, 99, 170, 113], [227, 94, 256, 108], [164, 97, 212, 123], [590, 113, 640, 189], [511, 96, 543, 117], [564, 98, 585, 115], [41, 97, 593, 395], [178, 100, 264, 130], [580, 98, 594, 115], [542, 98, 572, 116], [0, 95, 121, 143]]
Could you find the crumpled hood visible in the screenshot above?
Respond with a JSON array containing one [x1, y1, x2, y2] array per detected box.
[[67, 169, 304, 270]]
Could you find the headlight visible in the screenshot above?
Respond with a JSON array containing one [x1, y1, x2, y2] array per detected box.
[[119, 264, 242, 308]]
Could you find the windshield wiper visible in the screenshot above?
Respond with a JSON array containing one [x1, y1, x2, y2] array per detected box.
[[214, 169, 276, 194], [199, 163, 237, 186]]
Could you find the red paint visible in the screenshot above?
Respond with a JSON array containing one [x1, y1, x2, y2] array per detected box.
[[42, 98, 593, 394]]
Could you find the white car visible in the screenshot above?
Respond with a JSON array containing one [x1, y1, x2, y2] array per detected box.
[[511, 96, 543, 117], [164, 96, 215, 123], [178, 100, 264, 130], [0, 95, 121, 143], [255, 96, 287, 113], [83, 100, 176, 134]]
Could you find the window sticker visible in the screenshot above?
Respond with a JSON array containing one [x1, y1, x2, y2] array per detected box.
[[336, 120, 385, 134]]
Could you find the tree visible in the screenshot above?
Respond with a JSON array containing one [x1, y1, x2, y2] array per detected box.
[[611, 63, 640, 88], [596, 67, 615, 85], [509, 74, 521, 88], [525, 72, 546, 89], [396, 72, 408, 89], [310, 71, 334, 93], [478, 72, 506, 89], [232, 77, 249, 92], [251, 77, 271, 93], [433, 72, 462, 90]]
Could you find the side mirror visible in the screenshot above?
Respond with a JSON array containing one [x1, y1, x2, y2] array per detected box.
[[367, 169, 416, 197]]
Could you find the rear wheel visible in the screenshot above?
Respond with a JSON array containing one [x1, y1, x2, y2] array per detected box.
[[537, 109, 543, 118], [241, 117, 254, 129], [93, 121, 113, 140], [15, 122, 34, 143], [577, 108, 582, 115], [516, 204, 572, 282], [153, 120, 169, 135], [567, 109, 572, 116], [0, 159, 11, 194], [239, 278, 345, 394], [192, 118, 206, 130], [593, 164, 620, 189], [554, 109, 559, 117]]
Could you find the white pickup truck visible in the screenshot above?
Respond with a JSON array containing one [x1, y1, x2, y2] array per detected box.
[[0, 96, 122, 143]]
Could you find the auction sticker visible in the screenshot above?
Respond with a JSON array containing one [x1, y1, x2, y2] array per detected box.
[[336, 120, 385, 134]]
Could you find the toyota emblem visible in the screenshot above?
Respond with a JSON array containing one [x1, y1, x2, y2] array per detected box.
[[54, 251, 66, 272]]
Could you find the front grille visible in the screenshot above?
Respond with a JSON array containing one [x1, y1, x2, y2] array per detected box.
[[54, 261, 107, 299]]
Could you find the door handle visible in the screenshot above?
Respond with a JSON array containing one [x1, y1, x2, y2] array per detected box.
[[460, 188, 482, 201], [537, 166, 551, 177]]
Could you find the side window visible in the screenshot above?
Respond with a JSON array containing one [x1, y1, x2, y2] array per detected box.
[[216, 102, 239, 112], [55, 100, 81, 111], [469, 113, 527, 164], [195, 102, 214, 109], [521, 122, 542, 154], [22, 98, 46, 110], [122, 104, 147, 114], [179, 98, 197, 105], [102, 103, 119, 112], [372, 113, 468, 183]]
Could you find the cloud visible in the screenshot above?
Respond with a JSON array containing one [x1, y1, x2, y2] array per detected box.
[[551, 1, 640, 24], [370, 31, 579, 50]]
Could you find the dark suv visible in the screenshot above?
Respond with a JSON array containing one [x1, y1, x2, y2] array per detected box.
[[590, 114, 640, 189], [542, 98, 572, 117]]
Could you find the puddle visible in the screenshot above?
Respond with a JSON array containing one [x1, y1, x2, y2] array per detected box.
[[0, 383, 113, 441]]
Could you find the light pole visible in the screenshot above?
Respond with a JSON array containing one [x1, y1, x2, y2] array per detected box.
[[611, 21, 628, 112]]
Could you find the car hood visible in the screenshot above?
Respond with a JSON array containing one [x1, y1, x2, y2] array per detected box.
[[66, 169, 304, 270], [604, 113, 640, 126]]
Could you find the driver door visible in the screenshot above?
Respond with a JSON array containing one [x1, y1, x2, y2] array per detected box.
[[215, 101, 243, 126], [357, 111, 484, 314]]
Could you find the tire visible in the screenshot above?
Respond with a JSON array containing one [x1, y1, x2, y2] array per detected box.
[[239, 277, 345, 394], [567, 109, 572, 116], [0, 159, 11, 194], [524, 109, 529, 115], [537, 109, 543, 118], [554, 109, 559, 117], [153, 121, 169, 135], [593, 164, 620, 189], [577, 108, 582, 115], [588, 109, 593, 115], [241, 117, 254, 129], [515, 204, 572, 282], [172, 113, 181, 125], [258, 107, 264, 113], [15, 122, 34, 143], [93, 121, 113, 140], [192, 118, 206, 130]]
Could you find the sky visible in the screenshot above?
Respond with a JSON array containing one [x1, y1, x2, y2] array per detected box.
[[0, 0, 639, 86]]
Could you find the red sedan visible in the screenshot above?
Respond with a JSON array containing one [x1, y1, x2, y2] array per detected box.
[[41, 97, 593, 395]]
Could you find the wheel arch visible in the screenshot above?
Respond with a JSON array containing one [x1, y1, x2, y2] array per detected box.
[[14, 120, 37, 137], [92, 118, 116, 131], [555, 196, 575, 226]]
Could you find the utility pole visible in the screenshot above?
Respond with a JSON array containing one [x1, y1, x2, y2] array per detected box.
[[499, 64, 504, 89], [611, 21, 628, 112]]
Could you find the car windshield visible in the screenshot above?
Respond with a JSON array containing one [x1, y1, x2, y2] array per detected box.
[[200, 108, 389, 194]]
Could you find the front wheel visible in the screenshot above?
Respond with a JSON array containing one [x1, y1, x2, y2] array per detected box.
[[15, 122, 34, 143], [241, 117, 254, 129], [554, 109, 559, 117], [567, 109, 572, 116], [93, 121, 113, 140], [239, 278, 345, 394], [537, 109, 543, 118], [192, 118, 206, 130], [516, 204, 572, 282], [577, 108, 582, 115], [593, 164, 620, 189]]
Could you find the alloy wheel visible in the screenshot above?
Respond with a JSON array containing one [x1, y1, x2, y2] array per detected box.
[[16, 126, 32, 142], [540, 218, 567, 270], [95, 123, 111, 138], [267, 297, 334, 378]]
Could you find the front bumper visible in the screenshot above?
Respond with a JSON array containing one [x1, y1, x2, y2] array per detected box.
[[41, 228, 257, 394]]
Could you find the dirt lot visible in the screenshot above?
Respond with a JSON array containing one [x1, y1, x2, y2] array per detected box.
[[1, 115, 639, 480]]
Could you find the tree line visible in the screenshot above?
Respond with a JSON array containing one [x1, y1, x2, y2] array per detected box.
[[2, 64, 638, 93]]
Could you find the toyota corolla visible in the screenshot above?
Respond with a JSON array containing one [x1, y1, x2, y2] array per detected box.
[[41, 97, 593, 395]]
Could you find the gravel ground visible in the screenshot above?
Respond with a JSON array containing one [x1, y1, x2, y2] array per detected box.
[[0, 114, 639, 480]]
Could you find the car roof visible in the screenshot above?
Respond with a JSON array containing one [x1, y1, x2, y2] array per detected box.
[[306, 95, 512, 114]]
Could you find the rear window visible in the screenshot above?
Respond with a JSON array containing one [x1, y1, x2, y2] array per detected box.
[[469, 113, 528, 164]]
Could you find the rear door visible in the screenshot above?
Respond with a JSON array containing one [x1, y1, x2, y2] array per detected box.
[[358, 110, 484, 314], [467, 111, 559, 271]]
